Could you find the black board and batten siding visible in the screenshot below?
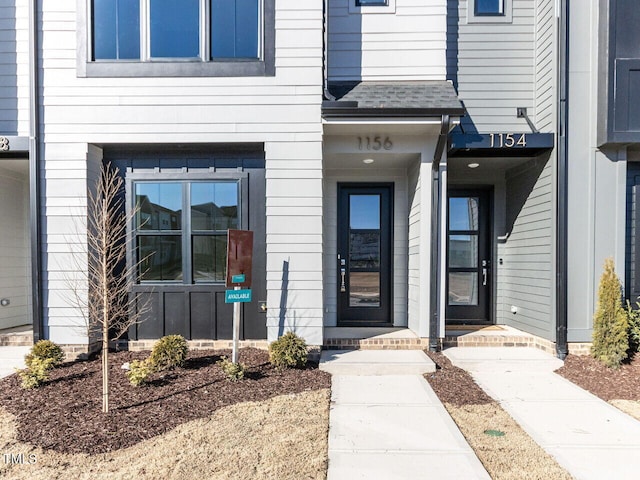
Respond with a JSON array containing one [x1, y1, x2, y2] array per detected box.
[[106, 146, 267, 341]]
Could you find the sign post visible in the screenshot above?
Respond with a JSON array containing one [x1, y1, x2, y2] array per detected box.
[[225, 230, 254, 364]]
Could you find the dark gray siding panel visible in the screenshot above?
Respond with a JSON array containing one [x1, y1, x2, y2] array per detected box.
[[109, 146, 267, 341], [625, 162, 640, 299]]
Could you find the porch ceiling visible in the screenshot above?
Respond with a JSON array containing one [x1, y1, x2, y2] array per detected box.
[[323, 151, 419, 169]]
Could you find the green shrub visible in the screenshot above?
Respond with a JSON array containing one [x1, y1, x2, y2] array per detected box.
[[626, 301, 640, 353], [269, 331, 308, 369], [218, 357, 245, 382], [26, 340, 64, 369], [592, 258, 629, 368], [18, 357, 56, 389], [126, 359, 154, 387], [149, 335, 188, 372]]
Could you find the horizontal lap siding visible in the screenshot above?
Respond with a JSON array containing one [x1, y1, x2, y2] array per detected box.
[[448, 0, 535, 133], [328, 0, 447, 81], [0, 0, 29, 136], [498, 155, 553, 339], [40, 1, 325, 345]]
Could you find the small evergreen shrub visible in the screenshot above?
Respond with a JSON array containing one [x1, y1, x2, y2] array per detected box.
[[269, 331, 308, 369], [149, 335, 188, 372], [18, 357, 55, 389], [26, 340, 64, 368], [126, 359, 154, 387], [591, 258, 629, 368], [626, 300, 640, 354], [218, 357, 245, 382]]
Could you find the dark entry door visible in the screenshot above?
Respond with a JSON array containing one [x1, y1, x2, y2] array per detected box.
[[337, 184, 393, 325], [446, 189, 491, 323]]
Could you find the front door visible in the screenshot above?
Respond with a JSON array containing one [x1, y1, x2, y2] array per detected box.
[[446, 189, 491, 323], [337, 184, 393, 325]]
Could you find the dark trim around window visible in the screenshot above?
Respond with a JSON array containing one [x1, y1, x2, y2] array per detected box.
[[77, 0, 275, 77], [126, 171, 249, 286]]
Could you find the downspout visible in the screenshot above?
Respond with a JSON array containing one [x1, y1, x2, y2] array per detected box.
[[556, 0, 569, 359], [322, 0, 335, 101], [28, 0, 42, 342], [429, 115, 450, 351]]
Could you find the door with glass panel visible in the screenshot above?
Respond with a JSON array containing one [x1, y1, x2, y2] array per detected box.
[[337, 184, 393, 325], [446, 189, 491, 323]]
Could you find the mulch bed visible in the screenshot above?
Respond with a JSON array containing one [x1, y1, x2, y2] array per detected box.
[[0, 348, 330, 455], [424, 351, 494, 406], [555, 353, 640, 401]]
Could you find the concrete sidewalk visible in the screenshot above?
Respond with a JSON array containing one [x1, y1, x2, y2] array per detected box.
[[0, 346, 30, 379], [445, 347, 640, 480], [320, 350, 490, 480]]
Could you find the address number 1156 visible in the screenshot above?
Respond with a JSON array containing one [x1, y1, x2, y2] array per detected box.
[[357, 136, 393, 151]]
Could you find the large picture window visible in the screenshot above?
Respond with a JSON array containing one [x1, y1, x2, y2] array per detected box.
[[92, 0, 260, 61], [134, 180, 239, 283]]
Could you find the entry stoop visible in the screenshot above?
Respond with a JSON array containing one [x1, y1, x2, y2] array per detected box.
[[323, 327, 429, 350], [0, 326, 33, 347], [320, 349, 435, 375]]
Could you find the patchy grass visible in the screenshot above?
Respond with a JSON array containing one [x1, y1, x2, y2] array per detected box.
[[0, 389, 330, 480]]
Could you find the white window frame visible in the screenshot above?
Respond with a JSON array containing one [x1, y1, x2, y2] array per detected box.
[[467, 0, 512, 24]]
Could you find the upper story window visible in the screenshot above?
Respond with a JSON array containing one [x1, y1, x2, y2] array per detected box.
[[92, 0, 259, 61], [467, 0, 511, 23], [475, 0, 504, 16], [80, 0, 274, 77], [356, 0, 388, 6]]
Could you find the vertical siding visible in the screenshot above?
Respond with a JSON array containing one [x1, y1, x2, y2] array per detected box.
[[0, 0, 29, 136], [328, 0, 447, 81], [498, 155, 553, 339], [448, 0, 536, 132], [625, 160, 640, 300], [534, 0, 556, 131], [0, 163, 31, 329], [38, 0, 325, 344]]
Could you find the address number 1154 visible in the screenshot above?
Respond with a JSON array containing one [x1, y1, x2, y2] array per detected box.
[[490, 133, 527, 148]]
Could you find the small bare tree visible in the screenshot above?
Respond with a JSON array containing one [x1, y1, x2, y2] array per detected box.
[[69, 162, 148, 413]]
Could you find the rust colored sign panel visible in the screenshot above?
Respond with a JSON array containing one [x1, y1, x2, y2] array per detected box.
[[226, 229, 253, 288]]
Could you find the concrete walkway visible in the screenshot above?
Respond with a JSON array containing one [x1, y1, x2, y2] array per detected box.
[[320, 350, 490, 480], [0, 346, 30, 379], [445, 347, 640, 480]]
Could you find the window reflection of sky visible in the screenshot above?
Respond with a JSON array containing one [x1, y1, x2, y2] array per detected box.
[[136, 183, 182, 212], [350, 195, 380, 230], [150, 0, 199, 58], [476, 0, 502, 14], [191, 182, 238, 208], [449, 197, 478, 231]]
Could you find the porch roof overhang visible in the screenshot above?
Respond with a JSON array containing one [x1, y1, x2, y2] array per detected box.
[[0, 135, 29, 157], [449, 132, 555, 158], [322, 81, 465, 121]]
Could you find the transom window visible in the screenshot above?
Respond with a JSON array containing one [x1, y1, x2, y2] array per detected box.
[[134, 180, 239, 283], [475, 0, 504, 16], [92, 0, 261, 61]]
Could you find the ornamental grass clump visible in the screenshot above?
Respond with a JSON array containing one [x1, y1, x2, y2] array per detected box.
[[269, 331, 308, 369], [592, 258, 629, 368], [149, 335, 188, 372]]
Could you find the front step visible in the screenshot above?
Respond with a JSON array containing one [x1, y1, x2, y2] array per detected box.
[[0, 326, 33, 347], [320, 349, 435, 375], [323, 327, 429, 350]]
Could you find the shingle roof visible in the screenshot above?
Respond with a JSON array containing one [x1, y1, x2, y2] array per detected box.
[[325, 81, 464, 115]]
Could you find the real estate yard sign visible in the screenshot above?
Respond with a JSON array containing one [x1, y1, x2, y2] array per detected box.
[[225, 230, 254, 363]]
